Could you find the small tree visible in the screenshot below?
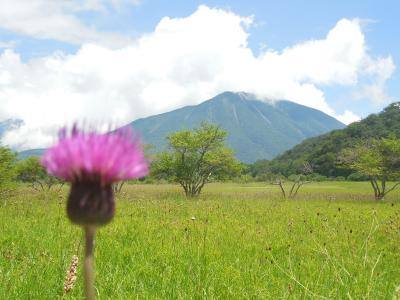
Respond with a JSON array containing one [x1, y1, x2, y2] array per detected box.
[[0, 147, 17, 198], [271, 162, 313, 199], [16, 156, 63, 191], [152, 123, 240, 197], [338, 135, 400, 200]]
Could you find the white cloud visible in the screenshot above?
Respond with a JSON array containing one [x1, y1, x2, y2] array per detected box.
[[0, 5, 395, 149], [0, 0, 138, 47], [354, 56, 395, 103], [82, 0, 141, 11], [259, 19, 365, 86], [0, 40, 17, 49], [335, 110, 361, 125]]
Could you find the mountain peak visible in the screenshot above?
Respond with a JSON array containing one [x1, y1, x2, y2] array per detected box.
[[211, 91, 257, 102], [129, 92, 344, 162]]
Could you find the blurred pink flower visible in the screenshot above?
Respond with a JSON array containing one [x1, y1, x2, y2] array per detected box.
[[42, 125, 148, 185], [41, 125, 149, 225]]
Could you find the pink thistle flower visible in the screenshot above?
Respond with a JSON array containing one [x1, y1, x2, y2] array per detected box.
[[42, 125, 148, 225], [42, 125, 148, 184]]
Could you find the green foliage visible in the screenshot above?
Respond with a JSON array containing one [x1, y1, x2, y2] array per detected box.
[[250, 158, 314, 180], [151, 123, 241, 197], [347, 172, 369, 181], [233, 174, 254, 184], [307, 173, 328, 182], [338, 135, 400, 199], [16, 156, 45, 182], [249, 159, 271, 180], [0, 147, 16, 197], [15, 156, 62, 191], [267, 102, 400, 177]]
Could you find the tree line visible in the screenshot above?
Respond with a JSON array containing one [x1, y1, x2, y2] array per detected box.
[[2, 122, 400, 200], [0, 148, 63, 197]]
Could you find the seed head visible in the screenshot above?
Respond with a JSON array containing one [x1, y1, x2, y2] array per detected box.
[[64, 255, 79, 294]]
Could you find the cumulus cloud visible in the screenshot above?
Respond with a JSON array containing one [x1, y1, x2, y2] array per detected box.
[[0, 0, 138, 47], [336, 110, 361, 125], [354, 56, 395, 103], [0, 5, 395, 149]]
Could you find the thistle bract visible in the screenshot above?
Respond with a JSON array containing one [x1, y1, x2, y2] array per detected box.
[[42, 126, 148, 225]]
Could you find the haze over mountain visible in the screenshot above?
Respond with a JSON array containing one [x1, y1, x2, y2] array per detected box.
[[14, 92, 344, 162]]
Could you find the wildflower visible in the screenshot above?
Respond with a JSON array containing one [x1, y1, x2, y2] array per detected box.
[[42, 125, 148, 225], [42, 125, 148, 300]]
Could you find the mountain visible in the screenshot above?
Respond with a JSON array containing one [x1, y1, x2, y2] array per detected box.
[[16, 92, 345, 162], [129, 92, 344, 162], [267, 102, 400, 177], [17, 149, 45, 160]]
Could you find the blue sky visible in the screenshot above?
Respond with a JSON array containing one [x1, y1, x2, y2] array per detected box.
[[0, 0, 399, 148]]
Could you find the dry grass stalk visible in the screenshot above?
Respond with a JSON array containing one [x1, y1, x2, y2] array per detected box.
[[63, 254, 79, 295]]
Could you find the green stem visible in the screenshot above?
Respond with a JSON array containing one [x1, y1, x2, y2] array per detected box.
[[84, 225, 96, 300]]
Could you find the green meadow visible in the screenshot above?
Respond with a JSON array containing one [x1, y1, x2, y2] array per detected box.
[[1, 182, 400, 299]]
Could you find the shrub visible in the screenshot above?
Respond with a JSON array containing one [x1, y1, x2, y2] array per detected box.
[[347, 172, 369, 181]]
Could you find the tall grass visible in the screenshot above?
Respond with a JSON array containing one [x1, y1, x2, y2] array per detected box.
[[1, 182, 399, 299]]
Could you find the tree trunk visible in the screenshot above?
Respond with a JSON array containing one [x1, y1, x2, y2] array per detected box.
[[370, 178, 386, 200], [182, 181, 204, 198]]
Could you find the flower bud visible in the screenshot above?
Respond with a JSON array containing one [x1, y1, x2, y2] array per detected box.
[[67, 181, 115, 226]]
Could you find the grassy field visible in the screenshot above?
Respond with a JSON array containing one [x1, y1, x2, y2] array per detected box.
[[1, 182, 400, 299]]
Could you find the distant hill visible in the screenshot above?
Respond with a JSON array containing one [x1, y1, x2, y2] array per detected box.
[[129, 92, 344, 162], [268, 102, 400, 177], [17, 149, 45, 160], [16, 92, 345, 162]]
